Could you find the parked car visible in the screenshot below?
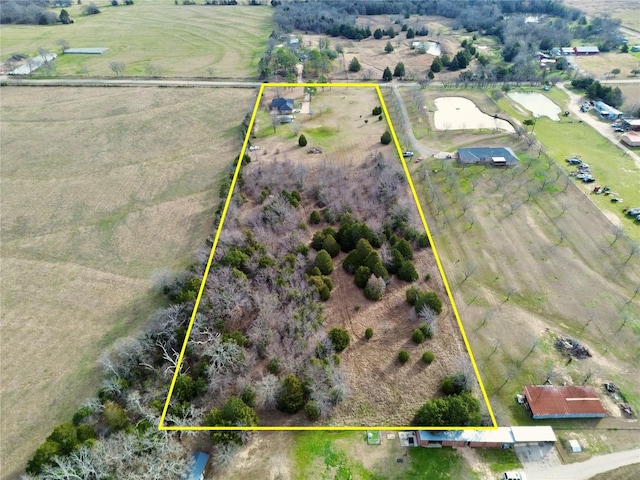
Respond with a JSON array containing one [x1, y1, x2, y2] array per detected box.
[[402, 151, 415, 157], [292, 109, 301, 113], [614, 127, 625, 132], [502, 472, 527, 480], [582, 176, 596, 183], [626, 207, 640, 216], [566, 157, 581, 165], [248, 145, 259, 151], [611, 123, 621, 128]]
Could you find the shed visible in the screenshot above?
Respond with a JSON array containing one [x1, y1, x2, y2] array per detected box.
[[187, 451, 209, 480], [560, 47, 574, 55], [523, 385, 607, 419], [417, 428, 515, 448], [63, 48, 109, 54], [270, 97, 295, 113], [622, 118, 640, 131], [621, 131, 640, 147], [574, 46, 599, 55], [9, 53, 57, 75], [593, 101, 622, 120]]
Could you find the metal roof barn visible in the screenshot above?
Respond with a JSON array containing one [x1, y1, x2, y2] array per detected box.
[[523, 385, 607, 419]]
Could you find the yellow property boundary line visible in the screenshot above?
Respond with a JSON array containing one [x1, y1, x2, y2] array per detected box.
[[159, 82, 498, 431]]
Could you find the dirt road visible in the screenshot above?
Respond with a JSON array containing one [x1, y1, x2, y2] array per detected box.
[[524, 448, 640, 480], [389, 85, 439, 157], [556, 82, 640, 169]]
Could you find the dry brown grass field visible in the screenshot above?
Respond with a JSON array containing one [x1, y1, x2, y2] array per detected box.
[[564, 0, 640, 33], [0, 86, 257, 479], [189, 85, 488, 427], [384, 87, 640, 451], [572, 52, 640, 81]]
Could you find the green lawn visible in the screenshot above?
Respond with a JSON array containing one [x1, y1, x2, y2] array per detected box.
[[292, 431, 478, 480], [0, 0, 273, 78], [476, 448, 522, 473]]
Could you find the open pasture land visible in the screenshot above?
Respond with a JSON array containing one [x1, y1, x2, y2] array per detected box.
[[572, 52, 640, 81], [175, 86, 489, 428], [495, 87, 640, 239], [0, 86, 256, 479], [563, 0, 640, 33], [0, 0, 272, 78], [385, 86, 640, 444]]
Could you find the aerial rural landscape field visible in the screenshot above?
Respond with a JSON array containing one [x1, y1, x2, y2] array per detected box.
[[1, 1, 639, 479]]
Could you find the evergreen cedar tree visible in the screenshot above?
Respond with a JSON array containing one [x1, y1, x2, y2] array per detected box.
[[382, 66, 393, 81], [381, 130, 392, 144], [348, 56, 362, 72], [298, 134, 307, 147]]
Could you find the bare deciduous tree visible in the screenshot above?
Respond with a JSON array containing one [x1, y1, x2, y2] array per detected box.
[[109, 61, 126, 77]]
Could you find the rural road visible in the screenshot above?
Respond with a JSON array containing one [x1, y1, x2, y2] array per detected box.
[[523, 448, 640, 480], [556, 82, 640, 169], [389, 85, 439, 158]]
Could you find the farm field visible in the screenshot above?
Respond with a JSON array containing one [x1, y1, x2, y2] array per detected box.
[[387, 85, 640, 449], [0, 86, 257, 479], [563, 0, 640, 33], [170, 85, 490, 428], [0, 0, 273, 78], [572, 52, 640, 81]]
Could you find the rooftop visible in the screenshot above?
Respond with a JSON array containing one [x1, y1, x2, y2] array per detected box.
[[524, 385, 606, 419], [457, 147, 519, 166]]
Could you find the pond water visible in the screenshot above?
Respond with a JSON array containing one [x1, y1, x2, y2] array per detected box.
[[508, 92, 561, 121], [433, 97, 514, 132]]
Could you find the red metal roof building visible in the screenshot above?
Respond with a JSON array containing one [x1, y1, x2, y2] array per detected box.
[[523, 385, 607, 419]]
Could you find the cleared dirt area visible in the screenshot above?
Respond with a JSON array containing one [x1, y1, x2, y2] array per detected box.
[[0, 86, 256, 478]]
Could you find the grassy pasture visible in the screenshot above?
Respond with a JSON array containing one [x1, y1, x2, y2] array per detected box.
[[572, 52, 640, 81], [386, 86, 640, 447], [494, 87, 640, 240], [0, 86, 257, 479], [0, 0, 273, 78]]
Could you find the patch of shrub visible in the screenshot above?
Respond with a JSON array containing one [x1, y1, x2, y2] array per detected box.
[[419, 323, 433, 339], [397, 261, 419, 282], [422, 350, 435, 364], [298, 134, 308, 147], [241, 386, 257, 407], [267, 357, 281, 375], [441, 372, 470, 396], [310, 210, 322, 224], [365, 327, 374, 339], [354, 265, 371, 288], [322, 235, 340, 257], [417, 233, 430, 248], [364, 275, 385, 300], [415, 290, 442, 315], [277, 374, 305, 414], [381, 130, 393, 145], [412, 329, 425, 344], [406, 286, 420, 305], [314, 249, 334, 275], [305, 401, 321, 420], [398, 350, 409, 363], [328, 327, 350, 352]]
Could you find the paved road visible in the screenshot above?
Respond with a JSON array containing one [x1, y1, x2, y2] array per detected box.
[[523, 447, 640, 480], [556, 82, 640, 169]]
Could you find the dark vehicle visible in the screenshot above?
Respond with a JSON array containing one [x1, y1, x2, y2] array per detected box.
[[566, 157, 581, 165], [402, 151, 415, 158]]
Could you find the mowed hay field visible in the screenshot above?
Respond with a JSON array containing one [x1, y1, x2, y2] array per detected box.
[[0, 1, 273, 78], [386, 87, 640, 443], [0, 86, 257, 478]]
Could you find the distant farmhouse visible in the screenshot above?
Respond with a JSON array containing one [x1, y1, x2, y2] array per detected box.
[[573, 46, 599, 55], [416, 426, 556, 449], [457, 147, 519, 167], [523, 385, 607, 419], [593, 101, 623, 121], [622, 118, 640, 131], [270, 97, 294, 114]]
